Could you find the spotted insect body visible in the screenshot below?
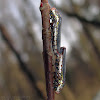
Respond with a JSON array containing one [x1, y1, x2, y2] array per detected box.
[[50, 8, 62, 53], [50, 8, 66, 93]]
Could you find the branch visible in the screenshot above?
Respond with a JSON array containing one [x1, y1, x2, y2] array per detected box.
[[50, 0, 100, 27], [0, 24, 45, 100], [40, 0, 54, 100], [64, 11, 100, 27]]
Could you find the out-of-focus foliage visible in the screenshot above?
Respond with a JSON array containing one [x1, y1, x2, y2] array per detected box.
[[0, 0, 100, 100]]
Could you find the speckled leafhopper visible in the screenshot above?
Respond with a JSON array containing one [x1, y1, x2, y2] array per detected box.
[[50, 8, 66, 94]]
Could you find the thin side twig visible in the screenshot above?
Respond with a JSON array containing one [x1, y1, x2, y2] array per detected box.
[[40, 0, 54, 100]]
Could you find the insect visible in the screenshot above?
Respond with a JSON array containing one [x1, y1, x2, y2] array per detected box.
[[50, 8, 66, 93]]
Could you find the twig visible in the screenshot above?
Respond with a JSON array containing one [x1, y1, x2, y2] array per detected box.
[[64, 12, 100, 27], [40, 0, 54, 100], [0, 24, 45, 100], [50, 0, 100, 27]]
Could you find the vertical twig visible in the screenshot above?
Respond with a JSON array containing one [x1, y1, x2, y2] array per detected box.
[[40, 0, 54, 100]]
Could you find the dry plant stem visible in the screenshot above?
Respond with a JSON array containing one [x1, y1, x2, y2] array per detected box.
[[40, 0, 54, 100]]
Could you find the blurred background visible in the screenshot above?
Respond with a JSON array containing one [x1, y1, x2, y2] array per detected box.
[[0, 0, 100, 100]]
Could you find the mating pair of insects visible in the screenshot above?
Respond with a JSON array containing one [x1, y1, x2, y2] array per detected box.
[[50, 8, 66, 94]]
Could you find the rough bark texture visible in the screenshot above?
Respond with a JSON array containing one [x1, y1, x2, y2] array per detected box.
[[40, 0, 54, 100]]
